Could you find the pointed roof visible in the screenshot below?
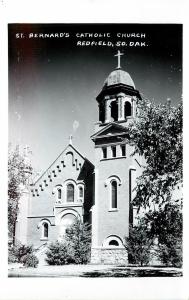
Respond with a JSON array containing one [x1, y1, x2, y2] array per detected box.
[[32, 143, 94, 186], [91, 122, 128, 141]]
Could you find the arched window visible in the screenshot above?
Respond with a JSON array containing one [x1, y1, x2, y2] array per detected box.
[[102, 147, 107, 159], [109, 240, 119, 246], [67, 184, 74, 202], [111, 101, 118, 121], [57, 188, 62, 200], [43, 222, 48, 239], [124, 101, 132, 117], [121, 144, 126, 156], [111, 181, 117, 209], [79, 186, 83, 198], [59, 213, 77, 237], [99, 103, 105, 123], [102, 235, 123, 248]]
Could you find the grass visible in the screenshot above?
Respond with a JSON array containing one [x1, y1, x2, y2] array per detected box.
[[8, 264, 182, 278]]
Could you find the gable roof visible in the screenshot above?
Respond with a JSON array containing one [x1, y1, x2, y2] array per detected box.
[[91, 122, 128, 141], [32, 143, 94, 186]]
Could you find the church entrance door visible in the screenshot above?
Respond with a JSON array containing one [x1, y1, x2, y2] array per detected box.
[[59, 213, 77, 240]]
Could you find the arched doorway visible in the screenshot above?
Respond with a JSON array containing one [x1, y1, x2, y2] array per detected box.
[[59, 213, 77, 238]]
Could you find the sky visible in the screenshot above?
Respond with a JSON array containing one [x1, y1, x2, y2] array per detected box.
[[8, 23, 182, 174]]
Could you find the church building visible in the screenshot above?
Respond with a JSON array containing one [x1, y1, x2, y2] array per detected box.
[[15, 51, 143, 264]]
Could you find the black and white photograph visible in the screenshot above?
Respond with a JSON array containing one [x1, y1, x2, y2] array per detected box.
[[7, 23, 183, 279]]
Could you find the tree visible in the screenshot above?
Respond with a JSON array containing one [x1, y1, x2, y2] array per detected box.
[[45, 219, 91, 265], [129, 98, 182, 210], [8, 144, 32, 244], [128, 98, 183, 266], [65, 219, 91, 264], [125, 220, 153, 266], [143, 203, 182, 267]]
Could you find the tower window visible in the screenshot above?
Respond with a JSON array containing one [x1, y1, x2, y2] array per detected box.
[[111, 180, 117, 209], [102, 147, 107, 159], [111, 101, 118, 121], [111, 146, 116, 158], [57, 188, 62, 200], [79, 186, 83, 198], [99, 103, 105, 123], [121, 145, 126, 156], [43, 222, 48, 239], [67, 184, 74, 202], [124, 101, 132, 117]]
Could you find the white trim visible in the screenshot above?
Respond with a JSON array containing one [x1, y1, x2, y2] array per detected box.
[[37, 219, 51, 240], [59, 208, 80, 220], [104, 175, 122, 187], [104, 175, 121, 211], [52, 184, 63, 203], [77, 183, 84, 203], [64, 179, 77, 203], [58, 209, 81, 240]]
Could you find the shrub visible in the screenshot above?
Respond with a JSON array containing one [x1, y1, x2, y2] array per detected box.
[[144, 203, 183, 267], [158, 236, 182, 267], [45, 241, 73, 265], [22, 253, 39, 268], [8, 244, 18, 263], [45, 220, 91, 265], [8, 243, 33, 263], [125, 222, 153, 266]]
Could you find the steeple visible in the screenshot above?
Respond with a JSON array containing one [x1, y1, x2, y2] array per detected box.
[[96, 53, 141, 127]]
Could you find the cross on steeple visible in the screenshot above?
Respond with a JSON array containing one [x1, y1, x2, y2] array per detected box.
[[114, 50, 124, 69], [69, 134, 73, 145]]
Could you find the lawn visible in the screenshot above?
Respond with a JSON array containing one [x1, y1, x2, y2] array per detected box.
[[8, 264, 182, 278]]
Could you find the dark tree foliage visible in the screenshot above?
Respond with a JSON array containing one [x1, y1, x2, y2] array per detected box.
[[158, 236, 182, 267], [128, 99, 183, 267], [143, 203, 182, 267], [125, 220, 153, 266], [143, 203, 182, 242], [129, 99, 182, 209]]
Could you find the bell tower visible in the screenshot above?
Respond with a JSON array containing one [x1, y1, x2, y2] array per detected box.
[[91, 52, 142, 264], [96, 51, 141, 131]]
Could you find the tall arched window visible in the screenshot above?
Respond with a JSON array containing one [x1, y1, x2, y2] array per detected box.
[[67, 184, 74, 202], [111, 180, 117, 209], [124, 101, 132, 117], [43, 222, 48, 238]]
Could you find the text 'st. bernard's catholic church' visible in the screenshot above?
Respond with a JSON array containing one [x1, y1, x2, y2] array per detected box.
[[16, 51, 143, 264]]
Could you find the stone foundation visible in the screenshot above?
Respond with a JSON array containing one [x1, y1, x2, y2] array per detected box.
[[91, 247, 128, 265]]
